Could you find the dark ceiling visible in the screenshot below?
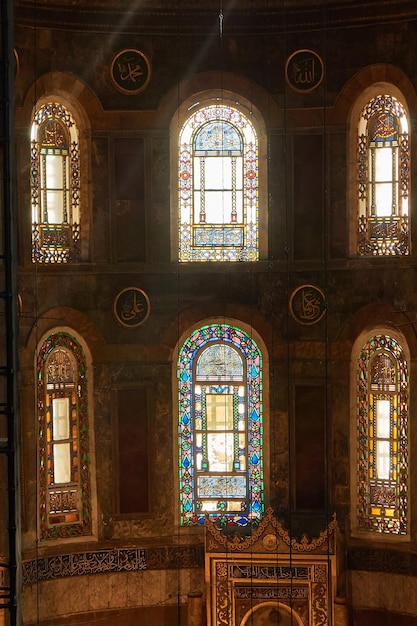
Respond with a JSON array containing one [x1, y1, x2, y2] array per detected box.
[[15, 0, 417, 33]]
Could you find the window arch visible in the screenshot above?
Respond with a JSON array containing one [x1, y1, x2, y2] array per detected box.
[[31, 101, 81, 263], [178, 103, 259, 262], [357, 93, 410, 255], [354, 332, 409, 535], [178, 323, 264, 525], [37, 331, 93, 539]]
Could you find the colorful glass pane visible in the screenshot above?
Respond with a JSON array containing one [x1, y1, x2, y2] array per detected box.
[[357, 94, 410, 255], [194, 121, 242, 154], [31, 102, 81, 263], [356, 334, 408, 534], [38, 331, 92, 539], [178, 324, 264, 526], [179, 104, 258, 262]]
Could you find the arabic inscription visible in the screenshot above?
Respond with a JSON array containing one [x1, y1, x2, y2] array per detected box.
[[111, 49, 151, 95], [285, 49, 324, 93], [289, 284, 326, 326], [114, 287, 150, 328]]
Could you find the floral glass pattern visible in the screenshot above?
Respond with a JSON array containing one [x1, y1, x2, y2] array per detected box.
[[178, 104, 258, 261], [31, 102, 80, 263], [356, 334, 408, 534], [357, 94, 410, 255], [37, 332, 92, 539], [178, 323, 264, 526]]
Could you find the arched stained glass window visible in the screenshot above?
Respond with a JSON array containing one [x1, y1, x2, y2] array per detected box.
[[178, 324, 264, 525], [357, 94, 410, 255], [356, 334, 408, 535], [31, 101, 81, 263], [178, 104, 259, 262], [37, 331, 92, 539]]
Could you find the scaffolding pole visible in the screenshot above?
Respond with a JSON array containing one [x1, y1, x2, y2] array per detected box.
[[0, 0, 21, 625]]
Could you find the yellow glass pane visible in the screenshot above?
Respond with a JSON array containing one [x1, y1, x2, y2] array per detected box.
[[206, 394, 233, 430]]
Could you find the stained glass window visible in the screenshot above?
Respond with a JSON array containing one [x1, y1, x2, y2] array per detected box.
[[356, 334, 408, 534], [37, 332, 92, 539], [31, 102, 81, 263], [357, 94, 410, 255], [178, 323, 264, 526], [178, 104, 259, 262]]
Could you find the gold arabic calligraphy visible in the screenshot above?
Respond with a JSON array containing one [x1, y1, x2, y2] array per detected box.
[[117, 58, 143, 84], [120, 291, 145, 322], [291, 286, 325, 324], [292, 57, 315, 85]]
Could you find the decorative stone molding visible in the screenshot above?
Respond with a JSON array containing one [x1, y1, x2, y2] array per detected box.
[[22, 544, 204, 585]]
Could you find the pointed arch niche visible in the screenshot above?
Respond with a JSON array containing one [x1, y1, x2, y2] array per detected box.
[[174, 319, 269, 527], [170, 90, 268, 262]]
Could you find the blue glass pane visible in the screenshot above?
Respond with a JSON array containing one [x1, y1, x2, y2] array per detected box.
[[194, 121, 242, 153], [194, 226, 244, 246], [197, 344, 243, 378]]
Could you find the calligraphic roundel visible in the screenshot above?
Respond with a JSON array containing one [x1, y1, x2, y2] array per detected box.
[[113, 287, 150, 328], [289, 284, 326, 325], [285, 49, 324, 93], [110, 49, 151, 95]]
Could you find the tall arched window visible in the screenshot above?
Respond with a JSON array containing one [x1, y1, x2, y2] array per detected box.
[[31, 101, 81, 263], [357, 94, 410, 255], [355, 333, 408, 535], [37, 331, 92, 539], [178, 323, 264, 525], [178, 103, 259, 262]]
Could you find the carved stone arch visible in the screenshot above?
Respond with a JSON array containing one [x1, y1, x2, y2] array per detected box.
[[241, 602, 304, 626]]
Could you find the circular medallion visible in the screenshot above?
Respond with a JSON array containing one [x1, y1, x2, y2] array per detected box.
[[110, 49, 151, 95], [289, 284, 326, 326], [114, 287, 150, 328], [285, 49, 324, 93], [262, 533, 278, 552]]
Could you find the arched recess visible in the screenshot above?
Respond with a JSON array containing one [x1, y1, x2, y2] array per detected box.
[[18, 72, 94, 264], [170, 85, 268, 262], [173, 318, 269, 528], [345, 65, 417, 257], [350, 324, 410, 539], [241, 602, 304, 626], [35, 326, 97, 540]]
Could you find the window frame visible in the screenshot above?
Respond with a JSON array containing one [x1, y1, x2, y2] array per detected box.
[[177, 322, 266, 527], [31, 100, 81, 263], [171, 92, 267, 262], [37, 330, 94, 540], [351, 329, 409, 538], [349, 85, 411, 257]]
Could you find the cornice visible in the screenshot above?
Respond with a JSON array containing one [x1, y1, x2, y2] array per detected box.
[[15, 0, 417, 35]]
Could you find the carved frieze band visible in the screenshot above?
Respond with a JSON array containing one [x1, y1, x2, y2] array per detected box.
[[22, 544, 204, 585], [348, 546, 417, 577]]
